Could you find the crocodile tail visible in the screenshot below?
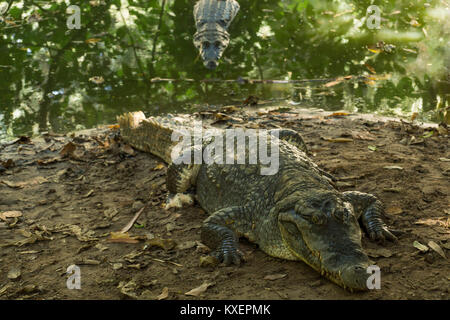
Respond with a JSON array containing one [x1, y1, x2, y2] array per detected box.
[[117, 112, 175, 164]]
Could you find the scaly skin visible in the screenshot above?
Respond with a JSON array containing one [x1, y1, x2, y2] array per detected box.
[[117, 111, 397, 291], [193, 0, 240, 69]]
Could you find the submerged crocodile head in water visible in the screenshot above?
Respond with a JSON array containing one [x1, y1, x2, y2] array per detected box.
[[193, 0, 240, 70], [277, 191, 371, 291], [193, 24, 230, 70]]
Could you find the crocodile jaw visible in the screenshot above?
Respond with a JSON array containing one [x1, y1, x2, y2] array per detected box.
[[278, 211, 371, 291]]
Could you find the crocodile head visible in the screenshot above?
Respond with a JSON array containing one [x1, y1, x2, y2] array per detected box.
[[193, 23, 230, 70], [277, 192, 371, 291]]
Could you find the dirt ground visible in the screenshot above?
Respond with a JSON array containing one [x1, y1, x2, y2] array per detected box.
[[0, 106, 449, 300]]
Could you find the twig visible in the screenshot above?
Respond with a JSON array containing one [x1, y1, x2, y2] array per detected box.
[[120, 206, 146, 233], [145, 75, 371, 84], [152, 258, 183, 267]]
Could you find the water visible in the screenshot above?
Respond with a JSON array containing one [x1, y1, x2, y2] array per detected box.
[[0, 0, 449, 141]]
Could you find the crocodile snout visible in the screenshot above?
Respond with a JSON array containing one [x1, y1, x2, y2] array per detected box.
[[205, 60, 218, 69], [340, 264, 370, 291]]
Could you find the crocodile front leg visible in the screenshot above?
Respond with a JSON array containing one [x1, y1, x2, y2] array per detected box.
[[201, 206, 253, 265], [343, 191, 398, 242]]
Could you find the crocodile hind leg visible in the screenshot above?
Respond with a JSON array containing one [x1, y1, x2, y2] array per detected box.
[[166, 144, 203, 193], [166, 162, 201, 193], [343, 191, 398, 242], [270, 128, 308, 153], [201, 206, 253, 265], [165, 144, 202, 209]]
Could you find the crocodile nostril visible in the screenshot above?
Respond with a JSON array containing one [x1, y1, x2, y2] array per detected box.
[[206, 61, 217, 69]]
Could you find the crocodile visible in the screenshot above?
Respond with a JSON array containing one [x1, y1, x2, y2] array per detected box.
[[193, 0, 240, 69], [117, 111, 398, 291]]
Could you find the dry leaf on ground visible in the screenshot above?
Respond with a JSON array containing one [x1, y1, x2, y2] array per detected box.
[[264, 274, 287, 281], [0, 211, 23, 221], [157, 287, 169, 300], [185, 281, 215, 297], [413, 241, 428, 252], [1, 177, 47, 188], [107, 232, 140, 244], [427, 241, 446, 259]]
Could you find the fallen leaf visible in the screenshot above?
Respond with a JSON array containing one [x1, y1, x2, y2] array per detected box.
[[385, 206, 403, 215], [413, 241, 428, 252], [366, 248, 393, 258], [153, 163, 165, 171], [324, 138, 353, 143], [1, 177, 47, 189], [36, 157, 61, 165], [402, 48, 417, 54], [0, 211, 23, 221], [351, 131, 376, 141], [85, 38, 102, 44], [146, 238, 177, 251], [427, 241, 446, 259], [367, 47, 382, 54], [157, 287, 169, 300], [60, 142, 76, 157], [220, 105, 239, 113], [18, 147, 36, 156], [177, 240, 197, 250], [199, 255, 218, 267], [383, 166, 403, 170], [7, 267, 21, 280], [0, 159, 15, 168], [107, 232, 140, 244], [83, 189, 94, 198], [118, 280, 138, 299], [17, 229, 33, 238], [422, 131, 434, 139], [89, 76, 104, 84], [264, 274, 287, 281], [185, 282, 214, 297], [364, 63, 376, 74], [120, 144, 135, 156], [410, 19, 420, 27], [326, 112, 350, 117], [0, 283, 13, 296], [368, 145, 377, 151]]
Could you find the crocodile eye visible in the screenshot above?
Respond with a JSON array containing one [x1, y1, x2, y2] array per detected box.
[[214, 41, 221, 48], [321, 199, 336, 217], [203, 41, 210, 48], [284, 221, 299, 235]]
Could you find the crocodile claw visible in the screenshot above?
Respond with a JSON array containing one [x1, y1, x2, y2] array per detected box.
[[212, 247, 244, 266], [369, 226, 398, 243]]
